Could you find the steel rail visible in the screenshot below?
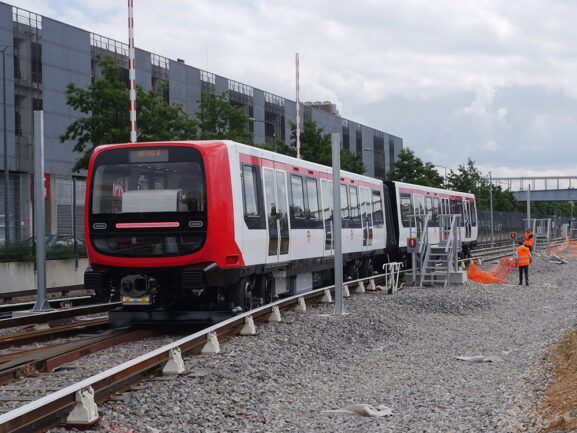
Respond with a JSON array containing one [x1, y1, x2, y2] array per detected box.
[[0, 273, 390, 433], [0, 303, 121, 330], [0, 317, 108, 350]]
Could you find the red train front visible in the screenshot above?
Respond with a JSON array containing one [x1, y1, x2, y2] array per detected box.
[[84, 141, 245, 324]]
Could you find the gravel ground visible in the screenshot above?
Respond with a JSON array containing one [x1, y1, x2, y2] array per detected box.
[[50, 255, 577, 433]]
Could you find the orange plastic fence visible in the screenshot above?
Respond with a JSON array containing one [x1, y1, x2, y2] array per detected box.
[[467, 257, 516, 284], [548, 236, 577, 258]]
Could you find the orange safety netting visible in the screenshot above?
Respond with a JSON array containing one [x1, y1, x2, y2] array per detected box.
[[547, 236, 577, 258], [467, 257, 516, 284]]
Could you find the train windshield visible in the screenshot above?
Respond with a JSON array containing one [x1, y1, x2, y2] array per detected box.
[[89, 146, 207, 257], [91, 149, 205, 214]]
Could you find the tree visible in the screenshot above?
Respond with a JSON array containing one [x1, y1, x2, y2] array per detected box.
[[289, 119, 366, 175], [387, 148, 444, 187], [60, 56, 198, 172], [196, 91, 251, 143]]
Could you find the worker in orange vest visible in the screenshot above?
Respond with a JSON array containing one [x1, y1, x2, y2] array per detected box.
[[524, 228, 534, 252], [515, 241, 531, 285]]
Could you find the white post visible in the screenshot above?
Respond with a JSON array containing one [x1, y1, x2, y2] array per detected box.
[[295, 53, 301, 159], [332, 133, 345, 315], [128, 0, 137, 143], [33, 111, 50, 311], [489, 171, 494, 247]]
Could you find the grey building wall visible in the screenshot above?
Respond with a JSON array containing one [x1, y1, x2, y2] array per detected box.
[[0, 2, 15, 171], [42, 17, 91, 175], [135, 48, 151, 93]]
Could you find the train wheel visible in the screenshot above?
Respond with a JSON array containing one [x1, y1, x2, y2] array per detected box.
[[229, 278, 254, 312], [360, 258, 374, 278]]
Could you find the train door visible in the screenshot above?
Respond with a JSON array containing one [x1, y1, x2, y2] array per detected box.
[[263, 168, 290, 262], [360, 187, 373, 247], [463, 199, 472, 239], [321, 179, 333, 253]]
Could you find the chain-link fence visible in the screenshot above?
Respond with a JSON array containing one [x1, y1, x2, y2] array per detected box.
[[477, 209, 570, 244]]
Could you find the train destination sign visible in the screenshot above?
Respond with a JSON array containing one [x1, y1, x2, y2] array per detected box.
[[128, 149, 169, 163]]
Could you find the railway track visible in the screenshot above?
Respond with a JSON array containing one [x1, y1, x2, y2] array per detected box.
[[0, 273, 392, 433]]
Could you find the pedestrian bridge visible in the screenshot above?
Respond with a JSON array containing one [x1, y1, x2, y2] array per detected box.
[[492, 177, 577, 202]]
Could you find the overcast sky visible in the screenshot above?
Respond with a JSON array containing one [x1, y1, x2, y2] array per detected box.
[[8, 0, 577, 178]]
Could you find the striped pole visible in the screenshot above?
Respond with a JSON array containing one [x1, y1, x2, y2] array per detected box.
[[296, 53, 301, 159], [128, 0, 137, 143]]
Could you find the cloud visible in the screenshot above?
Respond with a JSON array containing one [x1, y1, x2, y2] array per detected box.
[[6, 0, 577, 176]]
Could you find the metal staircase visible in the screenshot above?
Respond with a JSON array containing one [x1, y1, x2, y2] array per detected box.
[[417, 214, 462, 287]]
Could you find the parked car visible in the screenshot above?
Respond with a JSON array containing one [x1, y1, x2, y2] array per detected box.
[[27, 235, 85, 249]]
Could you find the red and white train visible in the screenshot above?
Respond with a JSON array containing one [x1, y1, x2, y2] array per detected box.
[[83, 140, 477, 324]]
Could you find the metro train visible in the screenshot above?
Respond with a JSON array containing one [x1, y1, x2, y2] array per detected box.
[[83, 140, 477, 324]]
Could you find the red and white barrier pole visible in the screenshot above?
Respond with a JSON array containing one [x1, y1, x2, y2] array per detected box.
[[128, 0, 137, 143]]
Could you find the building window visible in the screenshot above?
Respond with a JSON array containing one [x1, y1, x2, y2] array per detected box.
[[342, 120, 350, 151], [151, 53, 170, 103]]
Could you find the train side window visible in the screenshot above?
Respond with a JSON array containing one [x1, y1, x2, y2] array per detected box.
[[413, 194, 424, 215], [349, 186, 361, 227], [400, 193, 411, 226], [470, 200, 477, 226], [425, 196, 433, 218], [432, 197, 439, 221], [372, 190, 384, 227], [305, 178, 320, 221], [290, 175, 305, 219], [241, 165, 259, 217], [340, 184, 349, 221]]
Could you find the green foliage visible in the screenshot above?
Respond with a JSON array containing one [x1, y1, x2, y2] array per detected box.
[[61, 56, 198, 172], [196, 91, 251, 143], [386, 148, 444, 187], [136, 82, 197, 142], [288, 120, 366, 175], [60, 56, 131, 171], [0, 240, 87, 262]]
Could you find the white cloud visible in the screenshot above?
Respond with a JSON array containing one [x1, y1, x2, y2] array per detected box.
[[7, 0, 577, 175]]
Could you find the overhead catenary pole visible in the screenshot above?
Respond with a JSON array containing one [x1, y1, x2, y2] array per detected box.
[[128, 0, 137, 143], [332, 133, 345, 315], [2, 46, 9, 244], [295, 53, 301, 159], [32, 110, 50, 311], [527, 185, 531, 229], [489, 171, 494, 247]]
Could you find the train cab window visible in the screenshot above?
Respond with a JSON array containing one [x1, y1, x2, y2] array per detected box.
[[340, 184, 349, 222], [372, 190, 384, 227], [305, 178, 320, 221], [290, 175, 305, 219], [400, 193, 412, 226], [450, 198, 464, 226], [242, 165, 259, 217], [349, 186, 361, 227]]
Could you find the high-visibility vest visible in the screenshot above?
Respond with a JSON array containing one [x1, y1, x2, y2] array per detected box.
[[516, 246, 531, 267], [524, 231, 534, 247]]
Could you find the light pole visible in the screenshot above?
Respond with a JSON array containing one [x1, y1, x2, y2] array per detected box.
[[1, 46, 9, 244]]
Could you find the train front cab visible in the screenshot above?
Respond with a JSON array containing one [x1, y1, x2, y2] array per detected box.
[[84, 142, 246, 325]]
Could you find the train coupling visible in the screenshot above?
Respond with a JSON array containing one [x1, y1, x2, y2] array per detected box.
[[120, 274, 158, 306]]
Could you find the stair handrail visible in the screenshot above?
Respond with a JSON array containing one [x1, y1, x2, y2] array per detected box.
[[418, 214, 431, 288], [443, 214, 461, 287]]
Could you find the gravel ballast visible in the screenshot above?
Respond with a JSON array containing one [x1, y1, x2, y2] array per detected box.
[[52, 255, 577, 432]]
